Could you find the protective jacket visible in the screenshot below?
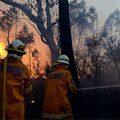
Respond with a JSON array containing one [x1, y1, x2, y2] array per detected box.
[[0, 57, 32, 120], [42, 66, 77, 119]]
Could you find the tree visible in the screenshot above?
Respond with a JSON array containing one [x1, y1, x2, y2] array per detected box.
[[102, 9, 120, 38], [16, 24, 35, 74], [85, 33, 102, 86], [16, 24, 34, 44], [101, 9, 120, 82], [32, 48, 41, 78], [69, 0, 98, 79], [0, 0, 59, 63], [0, 6, 19, 44], [69, 0, 98, 54]]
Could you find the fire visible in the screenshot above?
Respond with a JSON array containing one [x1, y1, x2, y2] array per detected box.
[[0, 42, 7, 59]]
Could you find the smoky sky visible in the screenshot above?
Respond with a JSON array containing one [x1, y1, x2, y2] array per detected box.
[[84, 0, 120, 28]]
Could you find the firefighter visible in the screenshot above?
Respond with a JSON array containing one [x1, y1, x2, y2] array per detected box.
[[41, 54, 77, 120], [0, 40, 32, 119]]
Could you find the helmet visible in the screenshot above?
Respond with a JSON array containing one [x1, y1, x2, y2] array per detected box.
[[6, 40, 26, 55], [57, 55, 70, 65], [52, 54, 70, 67]]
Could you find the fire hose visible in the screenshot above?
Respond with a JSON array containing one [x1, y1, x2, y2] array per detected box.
[[77, 84, 120, 91], [2, 57, 7, 120]]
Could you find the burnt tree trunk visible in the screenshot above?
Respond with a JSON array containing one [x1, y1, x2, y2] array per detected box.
[[59, 1, 83, 119], [59, 0, 79, 88]]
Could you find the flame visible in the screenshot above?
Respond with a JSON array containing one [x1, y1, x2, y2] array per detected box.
[[0, 42, 7, 59], [31, 100, 35, 104]]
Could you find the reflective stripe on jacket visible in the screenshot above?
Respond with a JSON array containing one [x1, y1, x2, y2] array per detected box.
[[42, 66, 77, 119], [0, 57, 32, 120]]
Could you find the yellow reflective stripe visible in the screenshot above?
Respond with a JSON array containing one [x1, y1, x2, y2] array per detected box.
[[42, 113, 72, 118], [51, 62, 61, 67], [69, 85, 76, 89], [17, 45, 25, 50], [25, 85, 32, 93], [58, 57, 69, 61], [6, 46, 26, 54]]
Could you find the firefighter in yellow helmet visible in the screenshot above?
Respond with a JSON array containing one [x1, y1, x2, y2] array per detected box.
[[41, 55, 77, 120], [0, 40, 32, 120]]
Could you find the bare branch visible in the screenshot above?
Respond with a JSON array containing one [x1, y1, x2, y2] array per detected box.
[[26, 0, 38, 14], [0, 9, 14, 18], [28, 3, 38, 13], [46, 0, 58, 8], [36, 0, 44, 24], [51, 19, 59, 27], [0, 0, 38, 23]]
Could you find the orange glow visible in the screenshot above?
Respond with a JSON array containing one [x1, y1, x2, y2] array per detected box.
[[0, 42, 7, 59], [31, 100, 35, 103]]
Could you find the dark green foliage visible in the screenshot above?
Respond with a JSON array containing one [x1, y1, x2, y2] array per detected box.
[[85, 33, 103, 84], [16, 24, 34, 44], [32, 48, 41, 77], [0, 6, 19, 44], [100, 9, 120, 82], [69, 0, 97, 30], [32, 48, 39, 60], [0, 7, 18, 31], [69, 0, 98, 81]]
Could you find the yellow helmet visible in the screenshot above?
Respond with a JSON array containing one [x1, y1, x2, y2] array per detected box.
[[6, 40, 26, 55], [51, 54, 70, 67], [57, 55, 70, 65]]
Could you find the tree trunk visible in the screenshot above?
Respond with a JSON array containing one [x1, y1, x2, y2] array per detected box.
[[59, 0, 79, 88], [46, 1, 59, 63], [29, 47, 32, 76], [48, 32, 59, 63], [7, 29, 10, 45], [37, 24, 59, 63], [59, 2, 82, 118]]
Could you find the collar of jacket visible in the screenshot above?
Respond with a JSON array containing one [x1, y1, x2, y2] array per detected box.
[[54, 65, 66, 70], [7, 56, 22, 63], [7, 54, 22, 59]]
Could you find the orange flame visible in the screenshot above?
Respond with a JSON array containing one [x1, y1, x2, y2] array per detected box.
[[0, 42, 7, 59]]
